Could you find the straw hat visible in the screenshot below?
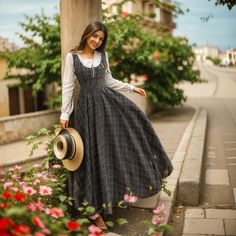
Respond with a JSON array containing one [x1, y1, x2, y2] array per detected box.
[[53, 128, 84, 171]]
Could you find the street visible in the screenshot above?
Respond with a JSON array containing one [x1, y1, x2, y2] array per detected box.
[[182, 63, 236, 206], [179, 63, 236, 235]]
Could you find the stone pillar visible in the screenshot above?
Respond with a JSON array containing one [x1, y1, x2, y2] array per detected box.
[[60, 0, 102, 123]]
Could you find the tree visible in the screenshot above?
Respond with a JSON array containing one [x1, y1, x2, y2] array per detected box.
[[3, 1, 202, 108], [103, 1, 201, 106], [2, 11, 61, 107], [211, 0, 236, 10]]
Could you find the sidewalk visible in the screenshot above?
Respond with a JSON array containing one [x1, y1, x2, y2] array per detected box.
[[3, 104, 235, 235]]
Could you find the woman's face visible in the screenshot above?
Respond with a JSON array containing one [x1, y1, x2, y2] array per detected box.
[[86, 30, 105, 51]]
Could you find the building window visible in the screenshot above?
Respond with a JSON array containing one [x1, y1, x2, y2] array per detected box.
[[8, 87, 20, 115]]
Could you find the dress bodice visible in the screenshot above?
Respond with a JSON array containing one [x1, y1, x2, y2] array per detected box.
[[72, 51, 107, 92]]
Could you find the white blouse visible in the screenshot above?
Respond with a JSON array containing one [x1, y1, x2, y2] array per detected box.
[[60, 51, 135, 121]]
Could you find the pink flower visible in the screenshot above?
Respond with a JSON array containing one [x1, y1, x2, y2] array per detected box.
[[34, 232, 46, 236], [3, 182, 13, 190], [52, 164, 61, 169], [43, 175, 49, 181], [11, 187, 19, 192], [33, 179, 41, 186], [14, 165, 22, 171], [33, 164, 41, 168], [46, 207, 64, 219], [27, 203, 37, 212], [39, 186, 52, 196], [151, 215, 167, 225], [27, 200, 44, 212], [23, 186, 37, 195], [0, 170, 5, 175], [153, 204, 167, 215], [35, 173, 43, 178], [42, 228, 51, 234], [12, 174, 19, 180], [35, 200, 44, 212], [32, 216, 45, 229], [19, 181, 26, 187], [123, 194, 138, 203], [88, 224, 106, 236]]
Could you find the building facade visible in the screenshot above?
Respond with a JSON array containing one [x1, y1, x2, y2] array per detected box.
[[103, 0, 175, 33], [193, 44, 220, 62], [0, 37, 48, 117]]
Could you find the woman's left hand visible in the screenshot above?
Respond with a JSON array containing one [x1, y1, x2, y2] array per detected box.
[[133, 87, 147, 97]]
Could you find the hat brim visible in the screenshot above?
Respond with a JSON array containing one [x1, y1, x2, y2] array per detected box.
[[55, 128, 84, 171]]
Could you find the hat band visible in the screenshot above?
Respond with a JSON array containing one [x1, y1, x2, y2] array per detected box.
[[61, 130, 75, 160]]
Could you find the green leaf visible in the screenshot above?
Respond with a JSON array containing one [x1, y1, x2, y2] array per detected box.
[[85, 206, 96, 214], [6, 207, 27, 216], [116, 218, 128, 225], [106, 221, 114, 227], [59, 195, 67, 202], [77, 218, 90, 225]]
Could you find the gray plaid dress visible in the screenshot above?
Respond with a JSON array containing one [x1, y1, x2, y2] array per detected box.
[[68, 51, 173, 215]]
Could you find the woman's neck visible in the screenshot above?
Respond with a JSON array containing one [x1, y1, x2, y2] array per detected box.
[[80, 46, 95, 58]]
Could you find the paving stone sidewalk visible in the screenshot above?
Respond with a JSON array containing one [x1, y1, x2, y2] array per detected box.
[[183, 208, 236, 236], [0, 104, 195, 236]]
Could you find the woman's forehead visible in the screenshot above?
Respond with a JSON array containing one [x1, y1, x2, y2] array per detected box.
[[94, 30, 105, 38]]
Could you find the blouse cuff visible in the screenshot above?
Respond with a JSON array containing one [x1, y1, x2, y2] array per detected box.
[[129, 84, 135, 93], [60, 113, 70, 121]]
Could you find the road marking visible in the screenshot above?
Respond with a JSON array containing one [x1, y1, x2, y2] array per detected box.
[[224, 141, 236, 144], [205, 169, 230, 185], [227, 157, 236, 159]]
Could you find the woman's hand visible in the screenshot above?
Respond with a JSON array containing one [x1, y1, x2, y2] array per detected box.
[[60, 119, 69, 128], [133, 87, 147, 97]]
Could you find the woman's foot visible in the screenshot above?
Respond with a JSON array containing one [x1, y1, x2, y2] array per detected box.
[[92, 214, 107, 230]]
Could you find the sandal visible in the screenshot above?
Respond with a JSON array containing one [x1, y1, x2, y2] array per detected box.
[[90, 213, 107, 230]]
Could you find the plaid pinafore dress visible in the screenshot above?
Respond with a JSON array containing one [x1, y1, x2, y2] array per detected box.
[[68, 51, 173, 214]]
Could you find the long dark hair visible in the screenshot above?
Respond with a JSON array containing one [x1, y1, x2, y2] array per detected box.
[[70, 21, 108, 53]]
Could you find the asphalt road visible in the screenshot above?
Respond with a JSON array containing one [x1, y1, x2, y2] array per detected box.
[[182, 63, 236, 207]]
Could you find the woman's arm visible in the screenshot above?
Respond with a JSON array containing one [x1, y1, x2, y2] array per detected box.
[[104, 52, 135, 93], [60, 53, 76, 125], [104, 52, 146, 97]]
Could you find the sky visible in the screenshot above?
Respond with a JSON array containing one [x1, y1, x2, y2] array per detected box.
[[173, 0, 236, 51], [0, 0, 235, 51]]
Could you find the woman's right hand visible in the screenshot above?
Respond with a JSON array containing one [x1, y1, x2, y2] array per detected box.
[[60, 119, 69, 128]]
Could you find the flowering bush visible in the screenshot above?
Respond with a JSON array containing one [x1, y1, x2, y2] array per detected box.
[[0, 127, 173, 235]]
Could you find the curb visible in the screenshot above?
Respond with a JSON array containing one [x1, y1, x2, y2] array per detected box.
[[178, 109, 207, 206], [2, 154, 46, 171], [156, 105, 207, 235]]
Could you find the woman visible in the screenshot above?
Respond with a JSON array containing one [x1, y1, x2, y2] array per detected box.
[[60, 21, 173, 229]]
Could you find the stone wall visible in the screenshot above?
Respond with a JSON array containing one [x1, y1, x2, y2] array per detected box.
[[0, 93, 157, 145], [0, 110, 60, 145]]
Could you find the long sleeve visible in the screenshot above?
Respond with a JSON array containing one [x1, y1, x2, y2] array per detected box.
[[60, 53, 76, 121], [104, 52, 134, 93]]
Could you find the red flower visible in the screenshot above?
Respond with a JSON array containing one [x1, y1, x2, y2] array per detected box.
[[3, 192, 11, 200], [120, 11, 129, 17], [66, 221, 81, 231], [0, 203, 7, 209], [32, 217, 45, 229], [0, 218, 14, 231], [13, 193, 26, 203], [0, 232, 12, 236], [13, 224, 31, 235]]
